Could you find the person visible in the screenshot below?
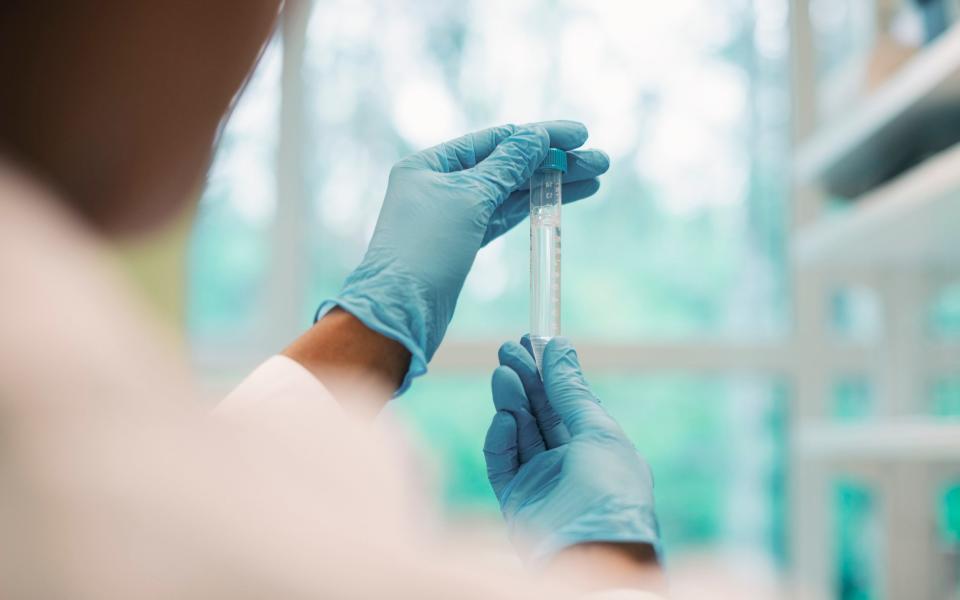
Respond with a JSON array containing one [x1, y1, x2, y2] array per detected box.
[[0, 2, 662, 598]]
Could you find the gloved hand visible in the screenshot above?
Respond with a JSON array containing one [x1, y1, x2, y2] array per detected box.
[[316, 121, 609, 394], [484, 336, 660, 564]]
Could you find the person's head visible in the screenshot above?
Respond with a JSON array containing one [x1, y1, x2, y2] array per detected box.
[[0, 1, 282, 234]]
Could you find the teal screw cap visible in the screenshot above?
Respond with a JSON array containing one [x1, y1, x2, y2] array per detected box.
[[537, 148, 568, 173]]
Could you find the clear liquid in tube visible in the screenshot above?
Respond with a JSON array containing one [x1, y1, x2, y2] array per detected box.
[[529, 178, 561, 369]]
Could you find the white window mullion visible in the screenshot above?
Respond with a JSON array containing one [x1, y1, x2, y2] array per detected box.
[[263, 0, 312, 349]]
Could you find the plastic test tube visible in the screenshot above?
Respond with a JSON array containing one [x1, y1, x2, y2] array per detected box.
[[529, 148, 567, 369]]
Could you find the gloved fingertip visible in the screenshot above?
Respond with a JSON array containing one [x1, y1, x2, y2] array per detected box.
[[544, 336, 576, 360], [561, 178, 601, 203], [582, 149, 611, 174], [491, 365, 527, 412], [496, 341, 511, 364], [553, 120, 588, 145], [497, 340, 525, 366], [498, 340, 534, 368], [520, 334, 536, 359], [567, 148, 610, 174], [542, 337, 586, 384], [527, 124, 550, 150]]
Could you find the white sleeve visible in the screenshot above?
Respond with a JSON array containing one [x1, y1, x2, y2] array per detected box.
[[214, 357, 666, 600], [583, 590, 665, 600], [214, 355, 340, 418]]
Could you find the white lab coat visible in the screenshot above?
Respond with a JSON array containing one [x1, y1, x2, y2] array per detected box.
[[0, 160, 660, 599]]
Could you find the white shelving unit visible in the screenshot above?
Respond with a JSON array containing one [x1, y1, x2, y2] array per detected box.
[[790, 4, 960, 598], [799, 419, 960, 463], [794, 140, 960, 269], [794, 22, 960, 192]]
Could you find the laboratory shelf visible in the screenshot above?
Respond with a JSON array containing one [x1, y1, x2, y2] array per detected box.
[[794, 23, 960, 197], [793, 139, 960, 268], [798, 418, 960, 463]]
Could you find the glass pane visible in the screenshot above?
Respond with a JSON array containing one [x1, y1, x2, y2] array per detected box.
[[931, 377, 960, 417], [829, 286, 883, 341], [301, 0, 789, 341], [393, 372, 787, 563], [930, 281, 960, 339], [833, 479, 879, 600], [937, 481, 960, 596], [809, 0, 877, 77], [939, 482, 960, 545], [832, 375, 873, 421], [188, 37, 281, 347]]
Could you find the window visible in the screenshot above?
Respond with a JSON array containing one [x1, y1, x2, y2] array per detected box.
[[189, 0, 792, 571]]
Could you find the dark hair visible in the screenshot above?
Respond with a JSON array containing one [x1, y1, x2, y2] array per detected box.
[[0, 1, 281, 232]]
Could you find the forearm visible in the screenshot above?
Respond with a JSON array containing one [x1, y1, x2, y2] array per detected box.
[[550, 543, 666, 595], [282, 307, 410, 413]]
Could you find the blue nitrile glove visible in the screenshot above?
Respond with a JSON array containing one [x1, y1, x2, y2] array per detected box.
[[484, 336, 661, 564], [316, 121, 609, 394]]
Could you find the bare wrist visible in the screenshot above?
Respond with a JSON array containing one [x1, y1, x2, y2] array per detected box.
[[282, 307, 411, 413], [548, 542, 665, 594]]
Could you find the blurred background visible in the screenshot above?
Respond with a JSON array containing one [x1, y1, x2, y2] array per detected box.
[[119, 0, 960, 597]]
